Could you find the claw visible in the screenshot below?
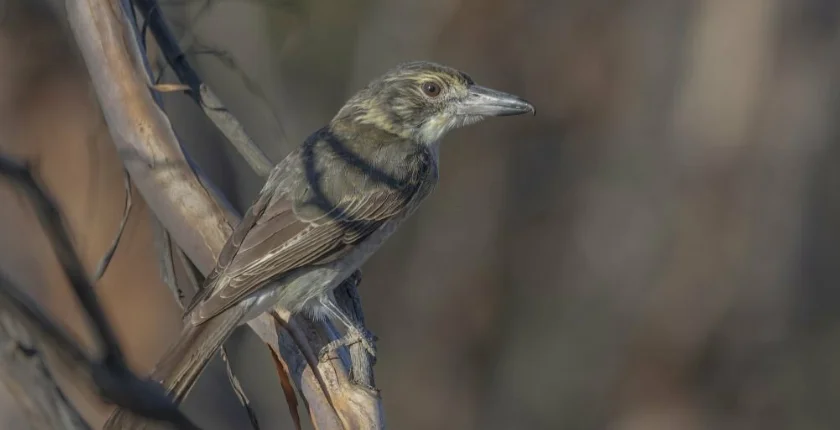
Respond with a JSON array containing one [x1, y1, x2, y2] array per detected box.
[[318, 325, 377, 362]]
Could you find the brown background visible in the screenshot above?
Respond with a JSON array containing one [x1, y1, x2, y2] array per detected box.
[[2, 0, 840, 429]]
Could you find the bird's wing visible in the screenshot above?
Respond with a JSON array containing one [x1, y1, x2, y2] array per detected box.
[[186, 137, 430, 323]]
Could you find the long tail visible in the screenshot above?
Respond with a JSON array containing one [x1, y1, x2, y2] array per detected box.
[[102, 305, 246, 429], [153, 305, 245, 402]]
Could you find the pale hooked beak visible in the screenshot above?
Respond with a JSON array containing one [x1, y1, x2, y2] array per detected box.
[[456, 85, 535, 117]]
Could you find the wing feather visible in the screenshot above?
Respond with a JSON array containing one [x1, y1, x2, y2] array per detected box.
[[187, 130, 434, 323]]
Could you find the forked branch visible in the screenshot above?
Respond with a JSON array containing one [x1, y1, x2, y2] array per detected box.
[[66, 0, 381, 428]]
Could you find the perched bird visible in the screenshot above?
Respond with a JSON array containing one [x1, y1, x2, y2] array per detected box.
[[106, 60, 533, 427]]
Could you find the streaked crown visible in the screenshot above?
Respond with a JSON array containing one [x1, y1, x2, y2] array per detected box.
[[332, 61, 533, 146]]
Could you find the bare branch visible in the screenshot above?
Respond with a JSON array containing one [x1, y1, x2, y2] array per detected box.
[[174, 246, 202, 297], [0, 157, 125, 365], [134, 0, 274, 177], [219, 347, 260, 430], [0, 272, 91, 430], [68, 0, 232, 275], [135, 4, 381, 414], [269, 348, 303, 430], [92, 169, 132, 282], [159, 220, 262, 429], [66, 0, 382, 427], [157, 219, 260, 429], [251, 312, 344, 429], [0, 156, 198, 429], [152, 219, 185, 307], [273, 276, 384, 430]]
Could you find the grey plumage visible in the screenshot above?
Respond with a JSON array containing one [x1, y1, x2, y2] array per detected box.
[[103, 61, 533, 429], [190, 125, 437, 323]]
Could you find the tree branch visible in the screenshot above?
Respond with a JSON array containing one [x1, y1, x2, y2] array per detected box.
[[67, 0, 381, 428], [68, 0, 231, 275], [91, 169, 132, 282], [0, 156, 197, 429], [0, 272, 91, 430], [134, 0, 273, 177]]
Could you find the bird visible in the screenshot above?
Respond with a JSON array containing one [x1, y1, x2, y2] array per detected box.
[[105, 60, 533, 428]]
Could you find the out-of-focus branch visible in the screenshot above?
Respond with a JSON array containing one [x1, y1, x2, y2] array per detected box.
[[134, 0, 273, 177], [67, 0, 381, 428], [0, 158, 125, 367], [152, 219, 185, 307], [92, 169, 132, 282], [0, 156, 197, 429], [0, 272, 91, 430], [142, 1, 381, 420], [218, 347, 261, 429], [153, 218, 262, 430]]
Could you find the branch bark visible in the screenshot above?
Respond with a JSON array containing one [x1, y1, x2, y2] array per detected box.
[[133, 0, 273, 177], [66, 0, 382, 428]]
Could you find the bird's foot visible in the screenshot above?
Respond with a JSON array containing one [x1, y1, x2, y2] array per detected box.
[[318, 325, 378, 362]]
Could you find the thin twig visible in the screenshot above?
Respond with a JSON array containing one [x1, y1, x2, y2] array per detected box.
[[134, 0, 274, 177], [172, 234, 260, 429], [143, 0, 378, 398], [152, 219, 185, 308], [170, 242, 259, 428], [179, 42, 288, 144], [155, 214, 260, 429], [219, 347, 261, 430], [92, 169, 133, 282], [69, 0, 382, 426], [175, 246, 202, 297]]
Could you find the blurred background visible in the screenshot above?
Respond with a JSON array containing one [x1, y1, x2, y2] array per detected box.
[[2, 0, 840, 429]]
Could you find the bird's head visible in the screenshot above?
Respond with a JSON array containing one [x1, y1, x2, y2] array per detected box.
[[332, 61, 534, 146]]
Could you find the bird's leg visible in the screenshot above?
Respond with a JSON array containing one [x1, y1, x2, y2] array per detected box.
[[317, 295, 377, 361]]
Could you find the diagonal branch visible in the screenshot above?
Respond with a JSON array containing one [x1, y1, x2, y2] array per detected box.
[[133, 2, 382, 426], [0, 156, 198, 429], [0, 157, 125, 366], [69, 0, 232, 276], [160, 223, 262, 430], [154, 217, 261, 430], [134, 0, 273, 177], [67, 0, 381, 428], [92, 169, 133, 282]]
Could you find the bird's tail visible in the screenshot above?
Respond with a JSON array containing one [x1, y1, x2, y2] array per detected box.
[[152, 305, 246, 403], [102, 306, 245, 429]]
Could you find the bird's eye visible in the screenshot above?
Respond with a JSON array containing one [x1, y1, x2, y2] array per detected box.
[[421, 81, 441, 97]]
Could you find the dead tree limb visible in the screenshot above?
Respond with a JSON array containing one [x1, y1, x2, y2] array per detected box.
[[66, 0, 382, 428], [134, 0, 273, 177], [0, 292, 90, 430], [0, 156, 198, 429]]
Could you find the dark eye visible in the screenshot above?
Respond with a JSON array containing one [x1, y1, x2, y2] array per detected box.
[[422, 81, 441, 97]]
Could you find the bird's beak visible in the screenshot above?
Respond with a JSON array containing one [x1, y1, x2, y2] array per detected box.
[[457, 85, 535, 117]]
